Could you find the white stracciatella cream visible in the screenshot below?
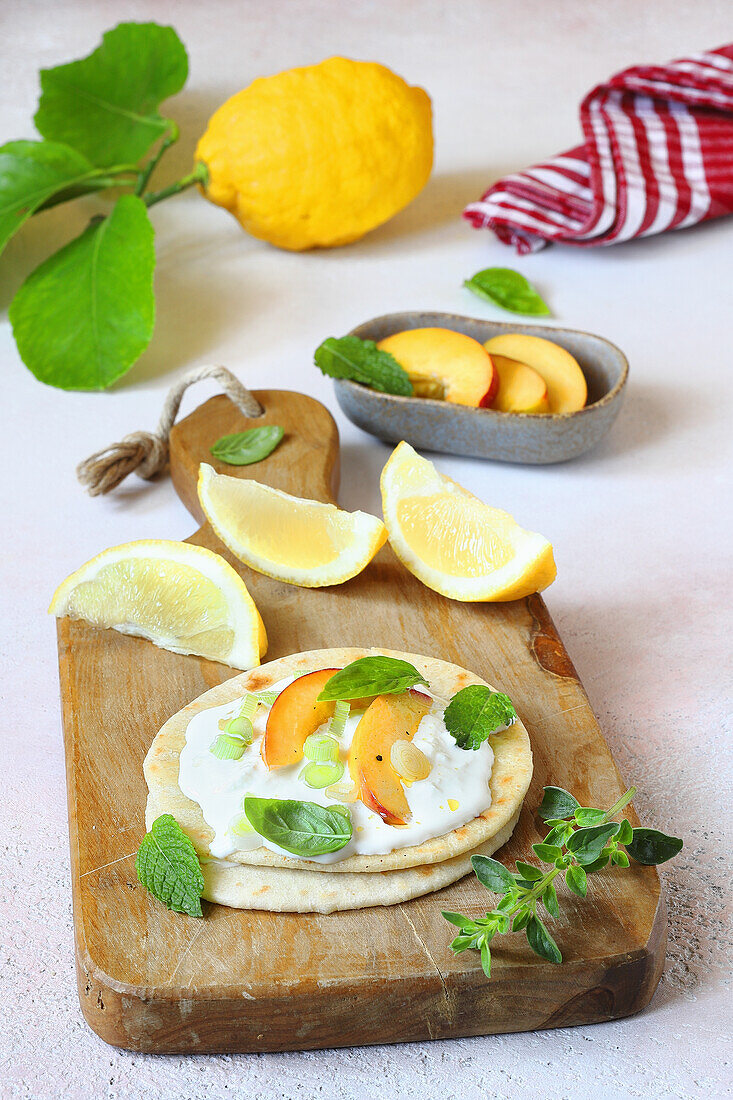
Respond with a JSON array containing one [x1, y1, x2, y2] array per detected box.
[[178, 675, 496, 863]]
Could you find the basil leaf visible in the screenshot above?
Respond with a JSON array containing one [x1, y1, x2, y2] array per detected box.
[[35, 22, 188, 167], [480, 940, 492, 977], [566, 823, 620, 866], [616, 818, 634, 846], [538, 786, 580, 822], [444, 685, 517, 751], [525, 914, 562, 964], [464, 267, 551, 316], [314, 335, 413, 396], [625, 828, 683, 866], [317, 656, 428, 702], [135, 814, 204, 917], [9, 194, 155, 390], [471, 854, 515, 894], [243, 796, 352, 857], [565, 863, 587, 898], [210, 425, 284, 466], [0, 140, 102, 256], [574, 807, 606, 827]]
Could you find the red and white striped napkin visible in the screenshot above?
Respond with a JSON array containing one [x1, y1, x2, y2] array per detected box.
[[464, 44, 733, 252]]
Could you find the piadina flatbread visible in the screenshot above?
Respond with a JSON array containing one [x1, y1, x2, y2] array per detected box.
[[143, 647, 533, 912]]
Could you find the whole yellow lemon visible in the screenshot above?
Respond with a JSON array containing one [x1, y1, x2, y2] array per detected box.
[[195, 57, 433, 251]]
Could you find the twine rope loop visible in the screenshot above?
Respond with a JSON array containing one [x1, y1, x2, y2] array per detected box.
[[76, 365, 263, 496]]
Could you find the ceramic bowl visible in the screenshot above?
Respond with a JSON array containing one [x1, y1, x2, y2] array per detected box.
[[333, 312, 629, 464]]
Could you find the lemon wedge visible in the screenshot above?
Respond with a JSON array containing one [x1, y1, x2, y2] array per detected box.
[[49, 539, 267, 669], [380, 442, 556, 601], [197, 464, 387, 587]]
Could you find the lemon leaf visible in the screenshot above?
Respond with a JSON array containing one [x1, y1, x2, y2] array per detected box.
[[0, 140, 106, 256], [10, 194, 155, 390], [135, 814, 204, 917], [34, 22, 188, 167]]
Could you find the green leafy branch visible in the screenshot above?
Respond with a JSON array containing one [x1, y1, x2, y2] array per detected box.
[[1, 22, 204, 390], [443, 784, 683, 977]]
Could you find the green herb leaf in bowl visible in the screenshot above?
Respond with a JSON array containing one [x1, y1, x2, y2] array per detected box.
[[210, 425, 284, 466], [464, 267, 551, 316], [135, 813, 204, 916], [34, 21, 189, 167], [317, 656, 428, 702], [9, 193, 155, 390], [314, 335, 413, 396], [444, 684, 517, 750], [244, 796, 352, 857]]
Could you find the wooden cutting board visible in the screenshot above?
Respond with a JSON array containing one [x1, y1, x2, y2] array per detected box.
[[58, 390, 665, 1053]]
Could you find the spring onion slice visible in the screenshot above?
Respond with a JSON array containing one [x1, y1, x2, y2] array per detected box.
[[255, 690, 279, 706], [303, 732, 340, 763], [228, 811, 256, 836], [210, 734, 246, 760], [329, 700, 351, 739], [226, 715, 254, 742], [300, 760, 345, 789], [240, 693, 259, 721]]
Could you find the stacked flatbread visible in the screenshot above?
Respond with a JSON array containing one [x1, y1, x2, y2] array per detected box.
[[143, 647, 533, 913]]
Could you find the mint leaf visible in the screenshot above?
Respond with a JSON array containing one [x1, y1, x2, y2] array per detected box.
[[9, 193, 155, 390], [317, 656, 428, 702], [464, 267, 551, 316], [210, 425, 284, 466], [34, 22, 188, 167], [443, 685, 517, 751], [0, 140, 103, 256], [135, 814, 204, 916], [314, 335, 413, 396], [625, 828, 683, 866], [538, 786, 580, 821], [244, 797, 352, 857]]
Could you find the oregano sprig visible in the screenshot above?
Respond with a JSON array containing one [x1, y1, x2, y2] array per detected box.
[[443, 785, 682, 977]]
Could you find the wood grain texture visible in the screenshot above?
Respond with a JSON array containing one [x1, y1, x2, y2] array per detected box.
[[58, 391, 665, 1053]]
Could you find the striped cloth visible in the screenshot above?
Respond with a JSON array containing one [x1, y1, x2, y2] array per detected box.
[[464, 44, 733, 252]]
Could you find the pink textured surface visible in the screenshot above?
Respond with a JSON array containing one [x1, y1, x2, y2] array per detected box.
[[2, 1, 731, 1097]]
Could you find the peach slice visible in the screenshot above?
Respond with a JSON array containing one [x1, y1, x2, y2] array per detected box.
[[261, 669, 338, 768], [377, 327, 498, 408], [491, 355, 550, 414], [348, 690, 432, 825], [483, 334, 587, 413]]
